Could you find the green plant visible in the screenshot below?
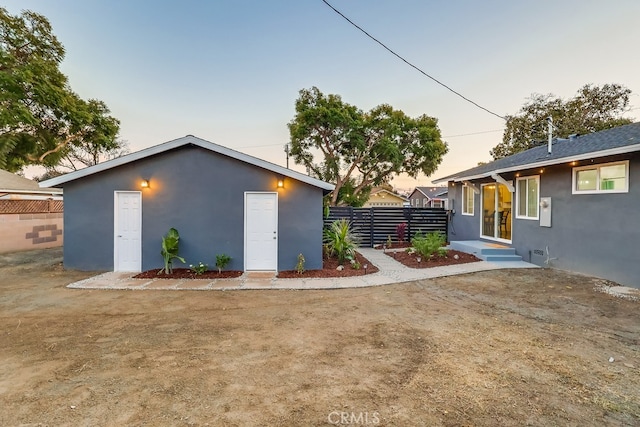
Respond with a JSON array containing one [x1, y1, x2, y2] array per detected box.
[[350, 258, 361, 270], [295, 253, 305, 274], [411, 231, 447, 259], [159, 228, 186, 274], [323, 219, 358, 265], [215, 254, 231, 273], [189, 262, 208, 275], [386, 235, 393, 248]]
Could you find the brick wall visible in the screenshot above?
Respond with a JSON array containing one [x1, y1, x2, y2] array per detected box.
[[0, 200, 64, 253]]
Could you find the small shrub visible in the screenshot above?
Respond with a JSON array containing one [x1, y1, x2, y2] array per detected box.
[[215, 254, 231, 273], [189, 262, 208, 275], [323, 219, 358, 265], [350, 258, 361, 270], [386, 235, 393, 248], [295, 253, 305, 274], [411, 231, 447, 259], [396, 222, 407, 242]]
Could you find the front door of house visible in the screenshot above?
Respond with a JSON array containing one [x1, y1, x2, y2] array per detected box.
[[114, 191, 142, 271], [245, 192, 278, 270]]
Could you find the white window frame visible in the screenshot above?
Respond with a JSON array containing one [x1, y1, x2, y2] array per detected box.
[[462, 185, 474, 216], [515, 175, 539, 220], [572, 160, 629, 194]]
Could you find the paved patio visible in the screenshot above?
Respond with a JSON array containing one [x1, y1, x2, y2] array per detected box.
[[68, 247, 538, 291]]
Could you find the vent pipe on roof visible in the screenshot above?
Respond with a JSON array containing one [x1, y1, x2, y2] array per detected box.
[[547, 116, 553, 155]]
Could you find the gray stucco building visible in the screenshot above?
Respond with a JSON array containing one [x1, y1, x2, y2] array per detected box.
[[434, 122, 640, 289], [41, 135, 334, 272]]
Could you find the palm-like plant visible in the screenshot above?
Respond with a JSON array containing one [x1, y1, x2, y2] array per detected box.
[[159, 228, 186, 274], [323, 219, 358, 264]]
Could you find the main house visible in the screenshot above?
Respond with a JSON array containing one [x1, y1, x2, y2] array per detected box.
[[40, 135, 334, 273], [433, 122, 640, 289]]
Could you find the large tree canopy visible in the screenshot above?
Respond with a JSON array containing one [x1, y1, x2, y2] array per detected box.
[[0, 8, 120, 172], [491, 83, 633, 160], [288, 87, 448, 206]]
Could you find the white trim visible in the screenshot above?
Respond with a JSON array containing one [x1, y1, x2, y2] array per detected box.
[[432, 143, 640, 184], [113, 191, 142, 272], [515, 175, 540, 220], [462, 180, 480, 194], [571, 160, 629, 194], [40, 135, 334, 191], [244, 191, 278, 271], [480, 183, 512, 244], [461, 185, 474, 216], [491, 173, 515, 193]]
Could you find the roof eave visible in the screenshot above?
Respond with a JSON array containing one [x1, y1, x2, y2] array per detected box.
[[432, 143, 640, 184]]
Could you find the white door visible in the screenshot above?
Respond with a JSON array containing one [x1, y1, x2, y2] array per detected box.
[[114, 191, 142, 271], [245, 192, 278, 271]]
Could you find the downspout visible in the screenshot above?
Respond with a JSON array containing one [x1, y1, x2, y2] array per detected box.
[[547, 116, 553, 155]]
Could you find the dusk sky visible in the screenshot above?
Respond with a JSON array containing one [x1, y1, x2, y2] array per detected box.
[[5, 0, 640, 192]]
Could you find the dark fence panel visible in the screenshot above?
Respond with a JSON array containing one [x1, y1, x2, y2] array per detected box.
[[325, 207, 448, 247]]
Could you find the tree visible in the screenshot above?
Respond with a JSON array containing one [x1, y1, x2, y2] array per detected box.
[[0, 8, 119, 172], [55, 137, 129, 172], [491, 84, 633, 159], [288, 87, 448, 206]]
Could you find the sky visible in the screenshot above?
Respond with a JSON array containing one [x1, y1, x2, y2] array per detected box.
[[5, 0, 640, 192]]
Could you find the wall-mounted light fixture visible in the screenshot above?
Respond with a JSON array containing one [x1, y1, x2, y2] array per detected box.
[[140, 179, 150, 189], [277, 177, 284, 189]]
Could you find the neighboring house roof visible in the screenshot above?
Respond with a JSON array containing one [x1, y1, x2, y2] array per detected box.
[[0, 169, 62, 196], [40, 135, 335, 191], [433, 122, 640, 183], [369, 188, 409, 201], [411, 186, 448, 199]]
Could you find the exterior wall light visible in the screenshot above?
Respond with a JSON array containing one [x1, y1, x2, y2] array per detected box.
[[141, 179, 150, 188], [277, 178, 284, 188]]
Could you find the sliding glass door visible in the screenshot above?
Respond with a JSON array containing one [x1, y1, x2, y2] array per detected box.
[[481, 183, 512, 241]]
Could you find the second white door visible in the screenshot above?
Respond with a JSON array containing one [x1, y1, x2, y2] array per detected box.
[[245, 192, 278, 271]]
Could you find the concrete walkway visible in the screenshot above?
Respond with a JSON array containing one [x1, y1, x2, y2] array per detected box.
[[68, 248, 538, 291]]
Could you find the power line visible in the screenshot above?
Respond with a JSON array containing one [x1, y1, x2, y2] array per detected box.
[[237, 128, 504, 150], [443, 129, 504, 138], [321, 0, 506, 121]]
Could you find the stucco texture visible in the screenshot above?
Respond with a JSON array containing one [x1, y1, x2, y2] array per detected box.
[[62, 145, 324, 272]]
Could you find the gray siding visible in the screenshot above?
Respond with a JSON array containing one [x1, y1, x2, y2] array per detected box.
[[512, 153, 640, 288], [63, 145, 324, 271], [447, 153, 640, 288]]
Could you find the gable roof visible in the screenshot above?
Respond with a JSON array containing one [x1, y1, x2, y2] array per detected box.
[[369, 188, 408, 201], [433, 122, 640, 183], [411, 186, 448, 199], [40, 135, 335, 191], [0, 169, 62, 195]]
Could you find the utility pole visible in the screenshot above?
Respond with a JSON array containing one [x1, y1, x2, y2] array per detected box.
[[284, 143, 290, 169]]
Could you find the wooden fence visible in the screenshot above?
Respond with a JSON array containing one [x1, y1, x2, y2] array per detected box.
[[325, 207, 448, 247], [0, 199, 63, 214]]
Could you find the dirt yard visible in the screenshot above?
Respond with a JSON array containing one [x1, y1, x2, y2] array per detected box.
[[1, 248, 638, 426]]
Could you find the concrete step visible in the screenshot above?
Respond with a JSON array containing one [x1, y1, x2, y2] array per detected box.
[[484, 254, 524, 262], [449, 240, 523, 262]]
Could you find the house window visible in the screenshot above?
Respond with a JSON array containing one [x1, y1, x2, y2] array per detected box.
[[462, 185, 474, 215], [516, 175, 539, 219], [432, 200, 443, 208], [572, 160, 629, 194]]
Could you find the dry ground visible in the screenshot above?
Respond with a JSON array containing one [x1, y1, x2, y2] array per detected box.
[[0, 248, 639, 426]]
